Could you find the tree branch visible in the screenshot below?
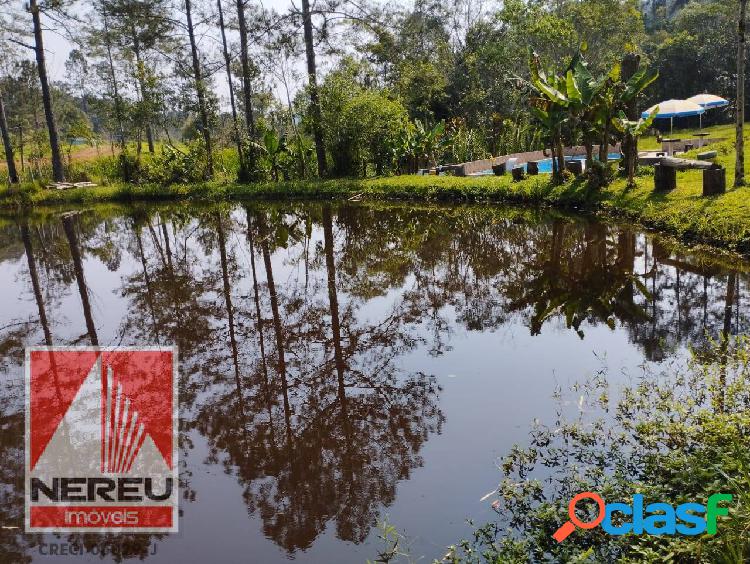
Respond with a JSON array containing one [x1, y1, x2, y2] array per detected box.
[[6, 37, 36, 50]]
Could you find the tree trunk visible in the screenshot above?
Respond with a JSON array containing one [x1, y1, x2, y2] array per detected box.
[[585, 140, 593, 171], [550, 220, 565, 275], [736, 0, 747, 187], [555, 135, 565, 180], [161, 221, 173, 272], [0, 88, 19, 183], [216, 213, 245, 423], [322, 205, 346, 387], [723, 272, 737, 339], [145, 125, 155, 153], [621, 53, 640, 181], [628, 151, 636, 186], [259, 215, 292, 441], [62, 214, 98, 346], [30, 0, 65, 182], [21, 222, 52, 345], [322, 205, 352, 445], [103, 8, 126, 149], [185, 0, 213, 178], [235, 0, 256, 136], [244, 208, 274, 447], [23, 220, 68, 416], [280, 67, 305, 178], [131, 29, 155, 153], [301, 0, 327, 177], [615, 229, 636, 304], [18, 125, 25, 172], [134, 225, 160, 340], [718, 271, 738, 410], [549, 142, 560, 175], [218, 0, 244, 170], [599, 122, 610, 163]]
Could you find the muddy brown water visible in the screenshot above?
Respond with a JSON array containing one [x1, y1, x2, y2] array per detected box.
[[0, 200, 747, 563]]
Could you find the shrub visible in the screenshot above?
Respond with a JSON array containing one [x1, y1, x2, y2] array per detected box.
[[117, 151, 141, 183], [319, 59, 410, 177], [111, 142, 211, 185], [142, 142, 210, 185]]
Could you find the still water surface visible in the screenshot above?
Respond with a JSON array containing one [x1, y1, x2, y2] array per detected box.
[[0, 201, 747, 562]]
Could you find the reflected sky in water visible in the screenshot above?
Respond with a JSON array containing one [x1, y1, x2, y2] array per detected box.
[[0, 201, 747, 562]]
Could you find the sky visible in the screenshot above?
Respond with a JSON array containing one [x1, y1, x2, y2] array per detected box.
[[37, 0, 302, 105], [19, 0, 413, 111]]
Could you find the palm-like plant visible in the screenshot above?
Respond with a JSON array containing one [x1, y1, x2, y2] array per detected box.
[[529, 50, 658, 185], [572, 56, 657, 166], [252, 130, 289, 181], [393, 120, 446, 173], [568, 59, 605, 169], [414, 119, 446, 168], [529, 53, 573, 179], [617, 65, 659, 169], [613, 108, 658, 186]]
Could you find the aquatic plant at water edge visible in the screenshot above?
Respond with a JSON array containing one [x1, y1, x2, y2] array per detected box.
[[445, 336, 750, 562]]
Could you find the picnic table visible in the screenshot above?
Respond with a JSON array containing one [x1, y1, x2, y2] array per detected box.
[[694, 132, 710, 147], [654, 156, 725, 196], [662, 138, 681, 156]]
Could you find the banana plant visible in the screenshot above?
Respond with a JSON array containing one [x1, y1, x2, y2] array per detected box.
[[414, 119, 446, 168], [570, 58, 608, 168], [613, 108, 658, 186], [589, 63, 658, 163], [530, 50, 658, 183], [529, 53, 578, 179], [393, 120, 446, 172], [392, 125, 418, 173], [621, 66, 660, 106], [617, 65, 659, 175], [251, 130, 289, 181]]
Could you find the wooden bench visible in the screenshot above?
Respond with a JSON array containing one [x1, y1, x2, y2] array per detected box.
[[654, 157, 725, 196], [697, 151, 718, 161]]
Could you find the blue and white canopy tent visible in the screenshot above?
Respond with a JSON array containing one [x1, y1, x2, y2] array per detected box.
[[687, 94, 730, 109], [641, 99, 705, 136], [686, 94, 729, 130]]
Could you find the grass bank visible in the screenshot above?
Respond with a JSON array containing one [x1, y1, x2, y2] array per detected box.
[[3, 122, 750, 254]]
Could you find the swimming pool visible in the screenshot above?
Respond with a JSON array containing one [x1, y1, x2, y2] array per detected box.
[[477, 153, 622, 175]]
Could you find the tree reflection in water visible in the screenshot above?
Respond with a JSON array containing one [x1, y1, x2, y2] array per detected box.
[[0, 202, 748, 560], [195, 204, 444, 552]]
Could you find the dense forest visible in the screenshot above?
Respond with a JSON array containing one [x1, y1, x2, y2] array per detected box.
[[0, 0, 742, 183]]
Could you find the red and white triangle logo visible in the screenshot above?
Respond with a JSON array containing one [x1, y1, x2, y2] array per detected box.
[[25, 347, 178, 533]]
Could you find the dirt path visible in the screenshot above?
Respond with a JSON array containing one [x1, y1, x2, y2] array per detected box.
[[1, 143, 120, 171]]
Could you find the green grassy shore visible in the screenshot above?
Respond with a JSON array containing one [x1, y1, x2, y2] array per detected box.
[[4, 124, 750, 254]]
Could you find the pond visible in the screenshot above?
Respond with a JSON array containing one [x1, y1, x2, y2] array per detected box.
[[0, 200, 747, 562]]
